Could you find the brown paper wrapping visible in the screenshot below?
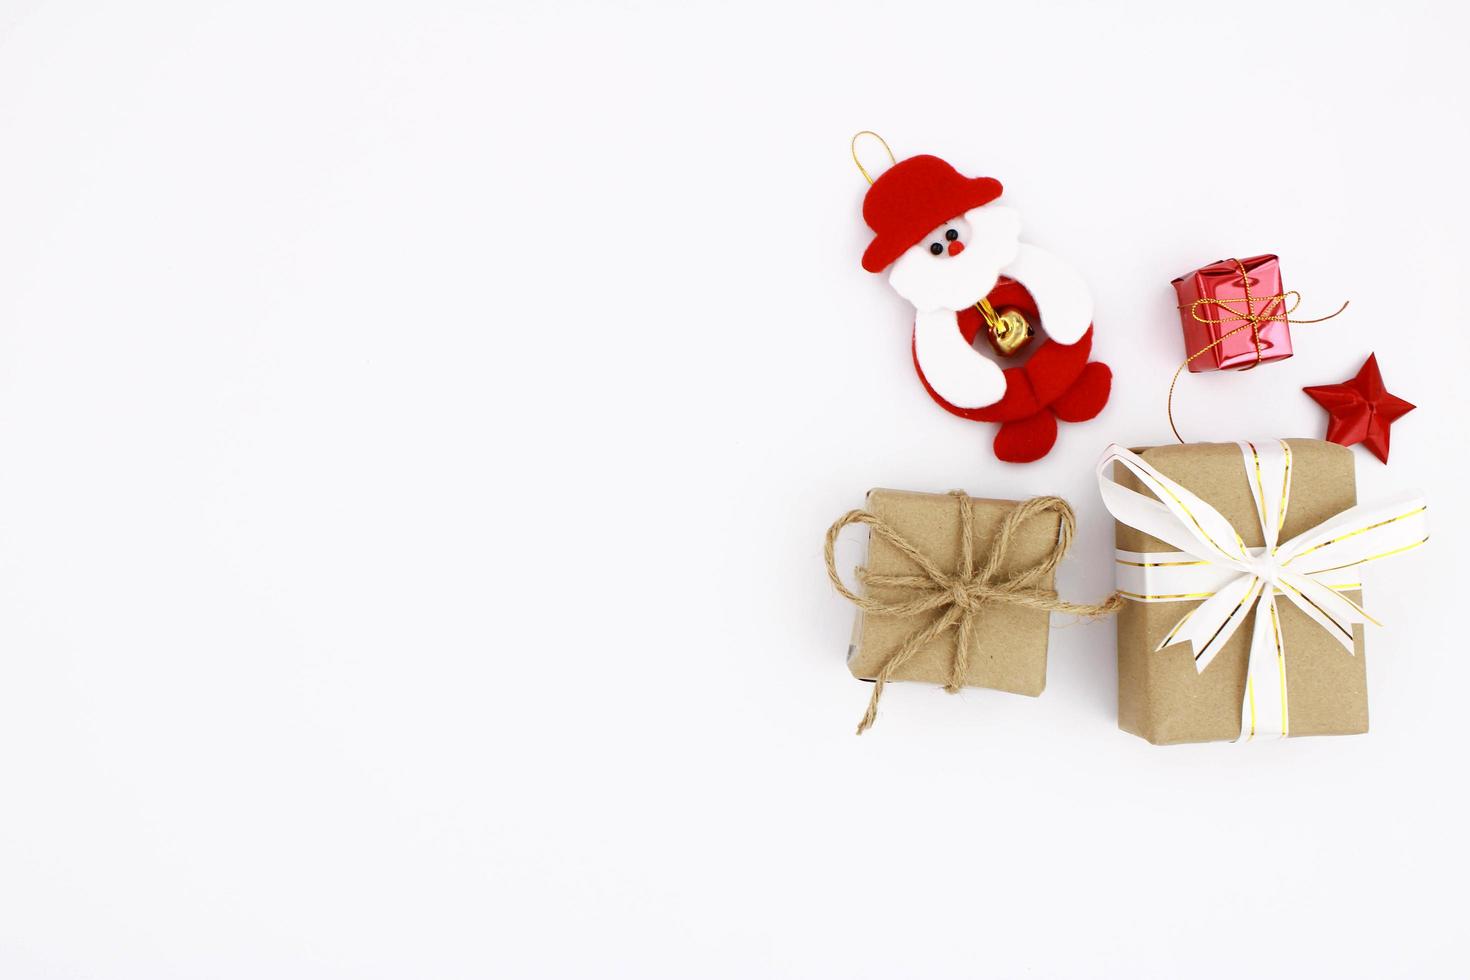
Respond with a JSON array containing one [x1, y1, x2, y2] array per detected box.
[[846, 489, 1061, 697], [1114, 440, 1367, 745]]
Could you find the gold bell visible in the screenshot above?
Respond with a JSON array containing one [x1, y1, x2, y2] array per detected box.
[[978, 299, 1035, 357]]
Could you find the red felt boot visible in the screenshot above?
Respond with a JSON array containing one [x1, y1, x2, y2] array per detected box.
[[993, 410, 1058, 464], [1050, 361, 1112, 423]]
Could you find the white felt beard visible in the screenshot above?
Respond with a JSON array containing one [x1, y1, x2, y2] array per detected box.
[[887, 203, 1095, 410], [887, 205, 1021, 314]]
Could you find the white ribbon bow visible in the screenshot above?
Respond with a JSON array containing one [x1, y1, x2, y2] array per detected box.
[[1097, 441, 1428, 741]]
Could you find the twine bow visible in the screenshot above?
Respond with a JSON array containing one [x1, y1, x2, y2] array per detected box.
[[1168, 258, 1349, 443], [824, 492, 1123, 734]]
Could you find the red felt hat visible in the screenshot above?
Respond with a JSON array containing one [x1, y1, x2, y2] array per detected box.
[[861, 155, 1003, 274]]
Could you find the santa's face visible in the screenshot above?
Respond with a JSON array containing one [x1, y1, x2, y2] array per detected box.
[[887, 205, 1022, 313]]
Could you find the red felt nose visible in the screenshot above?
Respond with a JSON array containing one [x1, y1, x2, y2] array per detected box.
[[948, 240, 965, 256]]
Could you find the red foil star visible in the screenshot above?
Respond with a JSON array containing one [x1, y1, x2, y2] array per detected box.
[[1302, 353, 1415, 463]]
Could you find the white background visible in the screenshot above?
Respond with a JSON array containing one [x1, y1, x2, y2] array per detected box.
[[1, 1, 1467, 977]]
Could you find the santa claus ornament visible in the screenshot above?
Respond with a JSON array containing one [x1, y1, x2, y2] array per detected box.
[[852, 132, 1111, 463]]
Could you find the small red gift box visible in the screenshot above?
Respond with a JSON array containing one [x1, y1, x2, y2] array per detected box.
[[1172, 255, 1293, 373]]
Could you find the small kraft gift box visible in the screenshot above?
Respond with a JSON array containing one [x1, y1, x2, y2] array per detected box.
[[1097, 439, 1428, 745], [825, 489, 1120, 733]]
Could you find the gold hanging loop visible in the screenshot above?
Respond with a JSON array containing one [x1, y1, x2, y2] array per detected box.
[[850, 130, 896, 185]]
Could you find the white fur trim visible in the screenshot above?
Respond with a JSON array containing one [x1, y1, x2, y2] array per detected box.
[[999, 243, 1093, 345], [913, 310, 1006, 409]]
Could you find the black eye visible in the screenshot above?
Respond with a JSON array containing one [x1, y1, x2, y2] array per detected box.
[[945, 229, 958, 241], [929, 242, 943, 255]]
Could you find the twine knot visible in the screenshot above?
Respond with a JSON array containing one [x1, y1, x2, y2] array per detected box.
[[825, 492, 1124, 734], [948, 580, 979, 610]]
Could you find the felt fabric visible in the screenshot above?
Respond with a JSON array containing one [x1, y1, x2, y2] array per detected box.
[[924, 280, 1089, 419], [993, 411, 1059, 464], [862, 155, 1003, 273], [857, 153, 1108, 462], [910, 278, 1111, 463], [914, 308, 1006, 409], [1050, 361, 1112, 423], [1000, 243, 1092, 345], [887, 204, 1021, 314]]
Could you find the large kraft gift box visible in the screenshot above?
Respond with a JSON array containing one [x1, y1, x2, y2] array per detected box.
[[1113, 440, 1367, 745], [846, 489, 1061, 696]]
